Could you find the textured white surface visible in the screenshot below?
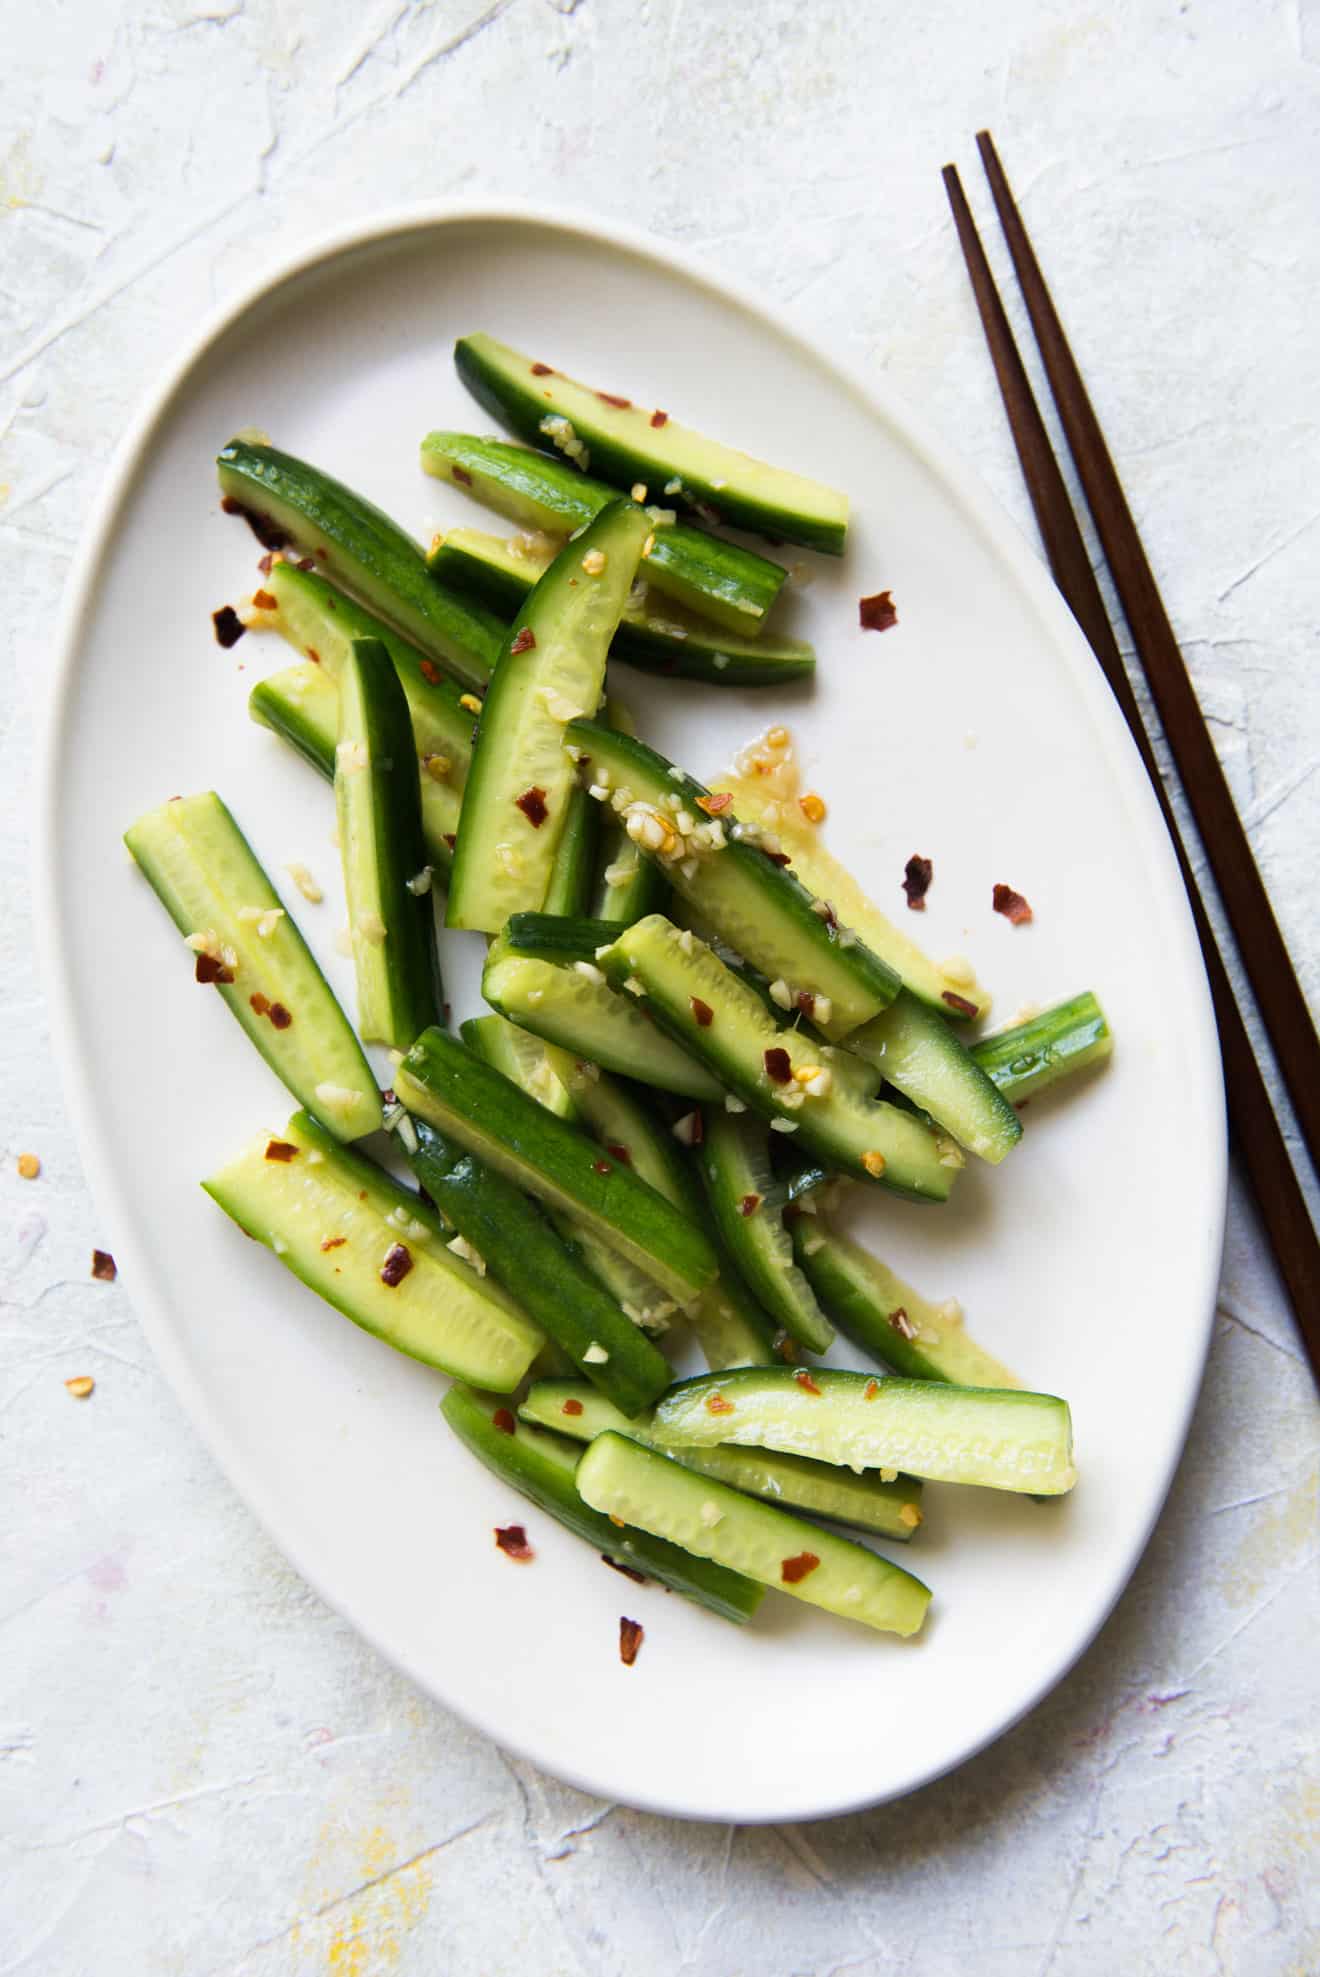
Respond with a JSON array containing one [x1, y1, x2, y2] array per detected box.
[[1, 2, 1317, 1972]]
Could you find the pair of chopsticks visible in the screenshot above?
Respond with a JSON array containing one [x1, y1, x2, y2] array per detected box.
[[944, 132, 1320, 1388]]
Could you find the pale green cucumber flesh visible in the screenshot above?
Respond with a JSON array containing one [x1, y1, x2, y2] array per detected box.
[[520, 1383, 924, 1541], [651, 1369, 1077, 1494], [441, 1387, 763, 1624], [204, 1112, 541, 1387], [698, 1110, 833, 1352], [847, 990, 1022, 1164], [971, 992, 1113, 1102], [124, 791, 380, 1141], [334, 639, 443, 1048], [446, 501, 648, 932], [576, 1434, 930, 1636], [454, 333, 850, 556]]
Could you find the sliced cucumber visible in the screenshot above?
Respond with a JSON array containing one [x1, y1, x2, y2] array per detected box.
[[698, 1111, 833, 1353], [335, 639, 443, 1048], [651, 1369, 1077, 1495], [454, 333, 850, 556], [598, 917, 956, 1202], [460, 1010, 575, 1118], [587, 700, 671, 927], [848, 990, 1022, 1164], [565, 721, 902, 1037], [408, 1118, 670, 1414], [430, 527, 816, 687], [125, 792, 380, 1141], [482, 945, 720, 1102], [790, 1224, 1021, 1387], [971, 991, 1113, 1102], [543, 784, 599, 917], [204, 1113, 540, 1388], [447, 500, 647, 932], [395, 1027, 718, 1304], [711, 764, 990, 1021], [520, 1383, 923, 1541], [501, 912, 630, 964], [577, 1433, 929, 1637], [250, 663, 461, 878], [420, 432, 785, 637], [441, 1386, 763, 1624], [217, 438, 502, 691]]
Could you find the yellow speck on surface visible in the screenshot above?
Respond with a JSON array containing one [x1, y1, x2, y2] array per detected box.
[[17, 1152, 40, 1179], [65, 1376, 94, 1398], [799, 792, 826, 824], [899, 1502, 922, 1529], [1219, 1463, 1318, 1609]]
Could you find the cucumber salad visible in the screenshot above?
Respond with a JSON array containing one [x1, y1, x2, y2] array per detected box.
[[129, 332, 1112, 1654]]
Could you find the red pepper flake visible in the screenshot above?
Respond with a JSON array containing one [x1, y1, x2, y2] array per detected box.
[[306, 647, 321, 665], [194, 952, 229, 985], [619, 1616, 644, 1666], [705, 1391, 734, 1416], [794, 1368, 822, 1395], [443, 834, 457, 851], [690, 996, 714, 1028], [251, 587, 278, 611], [515, 786, 549, 828], [696, 791, 732, 816], [452, 464, 473, 486], [864, 1378, 880, 1400], [859, 589, 898, 632], [592, 1159, 612, 1175], [902, 854, 933, 911], [320, 1236, 346, 1251], [495, 1524, 534, 1562], [598, 390, 632, 409], [763, 850, 792, 867], [650, 409, 669, 428], [530, 362, 554, 376], [269, 1002, 293, 1030], [419, 658, 441, 684], [492, 1407, 516, 1435], [605, 1142, 631, 1165], [774, 1331, 799, 1364], [563, 1397, 584, 1416], [510, 627, 536, 655], [780, 1551, 821, 1585], [297, 556, 316, 572], [763, 1046, 793, 1085], [264, 1139, 299, 1163], [91, 1249, 117, 1282], [257, 552, 275, 576], [942, 990, 978, 1017], [993, 882, 1034, 926], [602, 1554, 646, 1584], [739, 1192, 762, 1217], [795, 990, 816, 1019], [889, 1306, 917, 1341], [379, 1242, 413, 1287], [212, 605, 246, 648]]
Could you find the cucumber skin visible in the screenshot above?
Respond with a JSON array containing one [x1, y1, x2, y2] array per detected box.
[[698, 1110, 833, 1354], [336, 639, 444, 1050], [204, 1113, 541, 1389], [577, 1433, 930, 1637], [543, 785, 599, 918], [441, 1387, 763, 1624], [409, 1118, 671, 1416], [217, 439, 503, 691], [124, 790, 380, 1142], [847, 990, 1023, 1165], [971, 992, 1113, 1102], [454, 335, 849, 557], [396, 1027, 719, 1304], [565, 720, 902, 1037]]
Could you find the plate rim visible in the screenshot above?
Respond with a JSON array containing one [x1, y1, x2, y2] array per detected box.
[[33, 198, 1227, 1823]]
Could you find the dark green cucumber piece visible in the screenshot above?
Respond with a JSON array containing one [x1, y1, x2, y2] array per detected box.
[[651, 1369, 1077, 1495], [395, 1027, 718, 1303], [971, 991, 1113, 1102], [586, 699, 671, 927], [599, 917, 957, 1201], [441, 1386, 762, 1624], [250, 664, 461, 878], [847, 990, 1022, 1164], [447, 500, 646, 931], [204, 1112, 541, 1387], [521, 1383, 923, 1541], [502, 913, 622, 963], [566, 720, 902, 1037], [217, 438, 502, 691], [430, 526, 816, 686], [577, 1433, 929, 1636], [481, 944, 720, 1101], [125, 791, 380, 1141], [420, 432, 785, 637], [335, 639, 443, 1048], [407, 1118, 670, 1414], [454, 333, 850, 557], [698, 1110, 833, 1353], [790, 1223, 1021, 1386], [542, 784, 599, 917]]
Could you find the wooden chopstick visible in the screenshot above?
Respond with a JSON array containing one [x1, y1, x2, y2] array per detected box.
[[943, 159, 1320, 1385], [974, 129, 1320, 1189]]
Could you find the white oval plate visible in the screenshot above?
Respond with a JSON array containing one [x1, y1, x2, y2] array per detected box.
[[38, 206, 1224, 1823]]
